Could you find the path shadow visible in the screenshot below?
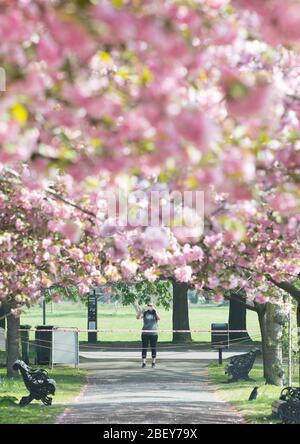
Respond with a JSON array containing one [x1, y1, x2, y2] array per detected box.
[[59, 400, 244, 424]]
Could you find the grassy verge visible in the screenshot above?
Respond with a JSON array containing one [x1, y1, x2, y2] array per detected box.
[[208, 362, 298, 424], [0, 366, 86, 424]]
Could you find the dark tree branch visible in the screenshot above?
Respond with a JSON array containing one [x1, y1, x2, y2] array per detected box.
[[287, 93, 300, 101], [268, 277, 300, 303], [46, 188, 97, 218], [224, 291, 258, 313], [232, 264, 300, 303]]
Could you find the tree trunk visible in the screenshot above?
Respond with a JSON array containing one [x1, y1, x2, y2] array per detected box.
[[228, 294, 251, 343], [297, 303, 300, 386], [0, 304, 5, 330], [172, 280, 192, 343], [257, 306, 267, 379], [6, 314, 20, 377], [263, 302, 285, 386], [263, 279, 300, 385]]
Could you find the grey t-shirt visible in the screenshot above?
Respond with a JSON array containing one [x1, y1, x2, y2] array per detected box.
[[142, 310, 158, 335]]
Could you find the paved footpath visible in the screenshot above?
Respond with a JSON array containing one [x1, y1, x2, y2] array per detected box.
[[57, 352, 246, 424]]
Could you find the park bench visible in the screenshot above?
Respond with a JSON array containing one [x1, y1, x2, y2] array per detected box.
[[272, 387, 300, 424], [13, 360, 56, 406], [225, 348, 260, 382]]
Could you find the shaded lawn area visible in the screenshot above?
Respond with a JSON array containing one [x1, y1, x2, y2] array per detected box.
[[21, 302, 261, 343], [0, 366, 86, 424], [208, 362, 298, 424]]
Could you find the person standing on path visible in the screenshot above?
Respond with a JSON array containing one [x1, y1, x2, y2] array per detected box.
[[136, 303, 160, 368]]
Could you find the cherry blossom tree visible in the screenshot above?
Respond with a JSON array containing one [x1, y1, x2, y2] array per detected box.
[[0, 170, 106, 375]]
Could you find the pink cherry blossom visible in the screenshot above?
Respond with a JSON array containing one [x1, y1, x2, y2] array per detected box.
[[175, 110, 213, 150], [208, 276, 220, 289], [78, 283, 90, 296], [269, 192, 297, 215], [121, 259, 138, 278], [143, 227, 170, 250], [214, 293, 224, 303], [174, 266, 193, 283], [144, 267, 158, 282], [42, 239, 52, 249], [53, 294, 62, 304], [255, 295, 267, 304], [59, 222, 82, 244], [222, 71, 274, 119], [37, 35, 62, 66]]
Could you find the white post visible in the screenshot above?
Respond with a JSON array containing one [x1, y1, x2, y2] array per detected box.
[[298, 325, 300, 387], [288, 307, 292, 387], [76, 331, 79, 369]]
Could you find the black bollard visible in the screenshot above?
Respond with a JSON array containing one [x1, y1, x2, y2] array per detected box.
[[20, 325, 31, 365], [218, 348, 223, 365]]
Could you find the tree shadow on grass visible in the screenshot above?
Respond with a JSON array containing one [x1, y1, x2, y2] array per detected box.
[[0, 396, 19, 406]]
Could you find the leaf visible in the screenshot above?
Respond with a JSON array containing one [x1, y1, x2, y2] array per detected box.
[[138, 139, 156, 153], [10, 104, 28, 126], [111, 0, 124, 8], [76, 0, 91, 8], [58, 146, 77, 161], [187, 176, 198, 189], [140, 66, 153, 86], [228, 82, 249, 100], [91, 138, 102, 154], [85, 253, 94, 262], [98, 51, 113, 63], [116, 66, 131, 80], [84, 176, 101, 190], [198, 70, 208, 82]]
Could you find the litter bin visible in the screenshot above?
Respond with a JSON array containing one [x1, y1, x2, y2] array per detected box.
[[35, 325, 54, 365], [20, 324, 31, 364], [211, 323, 229, 364], [211, 323, 229, 348]]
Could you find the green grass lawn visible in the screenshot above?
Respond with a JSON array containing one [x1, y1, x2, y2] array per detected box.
[[20, 301, 261, 343], [208, 362, 299, 424], [0, 365, 86, 424]]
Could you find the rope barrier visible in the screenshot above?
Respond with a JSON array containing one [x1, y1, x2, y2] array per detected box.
[[30, 332, 261, 346], [19, 328, 259, 333], [18, 333, 262, 353], [18, 341, 261, 356]]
